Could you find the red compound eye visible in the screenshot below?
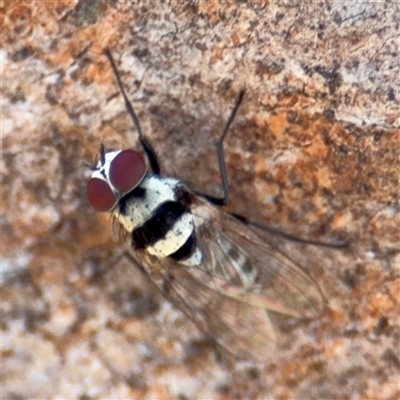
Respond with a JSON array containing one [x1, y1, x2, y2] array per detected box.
[[87, 178, 117, 212], [109, 149, 146, 193]]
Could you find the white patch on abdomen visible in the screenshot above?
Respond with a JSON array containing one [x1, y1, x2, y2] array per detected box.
[[147, 212, 193, 258], [180, 246, 202, 267]]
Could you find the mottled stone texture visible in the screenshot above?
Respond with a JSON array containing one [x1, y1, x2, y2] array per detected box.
[[2, 1, 399, 399]]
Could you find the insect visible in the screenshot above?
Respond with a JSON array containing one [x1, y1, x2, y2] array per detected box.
[[86, 49, 324, 361]]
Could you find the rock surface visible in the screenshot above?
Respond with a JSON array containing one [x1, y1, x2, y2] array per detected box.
[[2, 2, 399, 399]]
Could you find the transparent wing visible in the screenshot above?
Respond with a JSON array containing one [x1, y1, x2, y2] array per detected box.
[[124, 198, 324, 361], [193, 199, 325, 320], [127, 247, 277, 361]]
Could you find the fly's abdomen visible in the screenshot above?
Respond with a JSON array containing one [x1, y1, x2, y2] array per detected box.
[[118, 175, 202, 266], [145, 212, 194, 256]]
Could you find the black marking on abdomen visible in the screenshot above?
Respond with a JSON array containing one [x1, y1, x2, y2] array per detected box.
[[168, 230, 197, 261], [131, 201, 187, 249]]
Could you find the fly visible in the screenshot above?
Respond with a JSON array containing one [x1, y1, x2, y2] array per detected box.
[[86, 49, 325, 361]]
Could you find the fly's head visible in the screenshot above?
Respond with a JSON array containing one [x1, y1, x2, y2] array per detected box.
[[87, 144, 147, 212]]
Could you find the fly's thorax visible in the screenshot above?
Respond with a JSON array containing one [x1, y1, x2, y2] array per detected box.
[[116, 174, 183, 232]]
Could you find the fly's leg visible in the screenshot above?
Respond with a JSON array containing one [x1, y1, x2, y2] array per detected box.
[[196, 90, 245, 206], [231, 213, 349, 248], [195, 89, 348, 248], [104, 48, 160, 175], [104, 52, 345, 249]]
